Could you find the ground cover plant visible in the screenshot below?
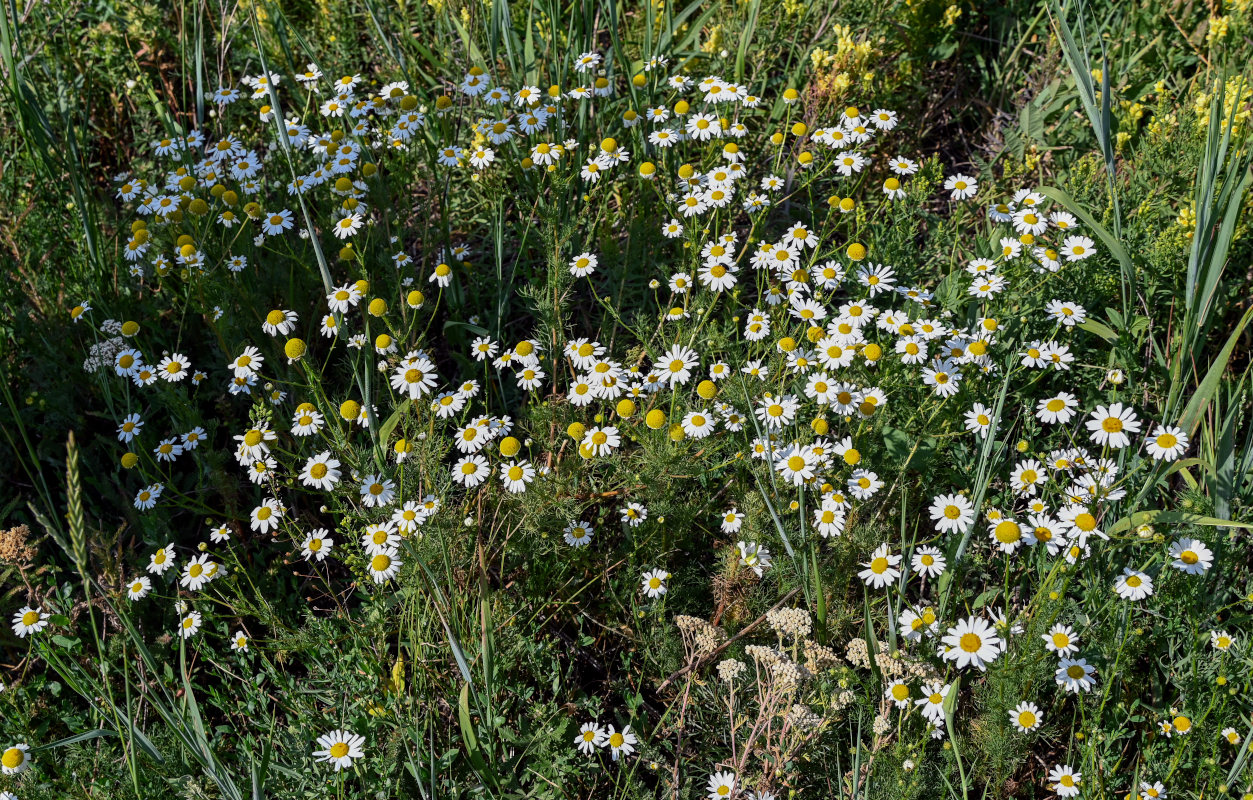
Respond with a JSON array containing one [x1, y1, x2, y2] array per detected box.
[[1, 0, 1253, 798]]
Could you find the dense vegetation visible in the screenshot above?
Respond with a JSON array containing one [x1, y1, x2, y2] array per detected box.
[[1, 1, 1252, 798]]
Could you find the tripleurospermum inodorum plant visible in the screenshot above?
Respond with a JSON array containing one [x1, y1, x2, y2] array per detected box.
[[1, 1, 1252, 799]]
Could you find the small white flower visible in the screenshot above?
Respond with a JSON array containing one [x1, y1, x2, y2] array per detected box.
[[640, 569, 669, 598], [312, 729, 366, 771]]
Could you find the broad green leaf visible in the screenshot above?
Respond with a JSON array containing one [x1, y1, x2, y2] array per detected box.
[[458, 684, 479, 756], [378, 399, 411, 445], [1078, 318, 1117, 342], [862, 590, 881, 687], [735, 0, 763, 82], [942, 678, 961, 717], [882, 425, 912, 460], [1039, 185, 1133, 279], [1178, 307, 1253, 436], [1161, 457, 1212, 478], [443, 320, 489, 337], [457, 683, 496, 788]]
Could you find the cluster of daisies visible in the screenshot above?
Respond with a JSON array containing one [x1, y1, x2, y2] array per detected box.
[[572, 721, 641, 761], [22, 41, 1235, 794]]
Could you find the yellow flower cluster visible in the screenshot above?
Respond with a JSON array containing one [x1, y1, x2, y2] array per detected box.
[[1192, 76, 1252, 131], [701, 24, 724, 54], [1206, 15, 1230, 43]]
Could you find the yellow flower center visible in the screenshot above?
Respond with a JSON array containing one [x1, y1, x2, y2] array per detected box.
[[329, 742, 350, 758], [994, 521, 1021, 544]]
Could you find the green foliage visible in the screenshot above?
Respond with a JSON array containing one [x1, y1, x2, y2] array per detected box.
[[1, 1, 1252, 799]]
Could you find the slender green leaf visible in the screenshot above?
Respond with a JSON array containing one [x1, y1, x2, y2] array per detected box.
[[1107, 510, 1253, 536]]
